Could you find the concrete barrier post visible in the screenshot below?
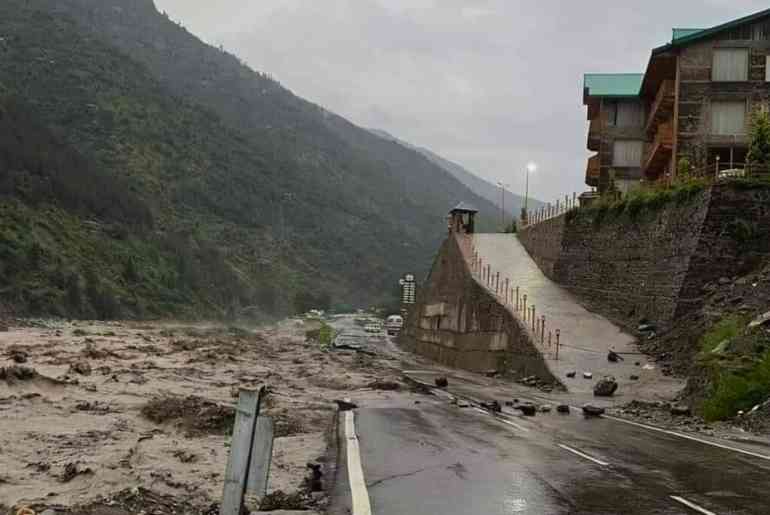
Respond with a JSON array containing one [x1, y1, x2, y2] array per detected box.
[[515, 287, 520, 311], [555, 330, 561, 360], [540, 316, 546, 345], [504, 278, 509, 304], [548, 331, 552, 348], [530, 306, 536, 331], [522, 295, 527, 320]]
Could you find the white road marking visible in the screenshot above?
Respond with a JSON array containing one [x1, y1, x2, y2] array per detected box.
[[472, 407, 530, 432], [670, 495, 717, 515], [557, 444, 609, 466], [602, 413, 770, 462], [344, 411, 372, 515]]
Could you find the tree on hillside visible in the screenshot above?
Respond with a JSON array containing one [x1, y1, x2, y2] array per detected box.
[[747, 109, 770, 169]]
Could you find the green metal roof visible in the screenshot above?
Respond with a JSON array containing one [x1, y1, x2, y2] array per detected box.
[[671, 28, 704, 42], [654, 8, 770, 55], [583, 73, 644, 98]]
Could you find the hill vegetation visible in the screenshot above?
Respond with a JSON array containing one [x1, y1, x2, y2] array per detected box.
[[0, 0, 501, 318]]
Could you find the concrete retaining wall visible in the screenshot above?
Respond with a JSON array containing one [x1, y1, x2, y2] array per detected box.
[[400, 234, 555, 381], [518, 182, 770, 329]]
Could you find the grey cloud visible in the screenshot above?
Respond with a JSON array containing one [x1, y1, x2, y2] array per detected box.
[[155, 0, 769, 200]]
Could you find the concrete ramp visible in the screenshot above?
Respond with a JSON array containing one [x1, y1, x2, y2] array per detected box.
[[473, 233, 680, 398]]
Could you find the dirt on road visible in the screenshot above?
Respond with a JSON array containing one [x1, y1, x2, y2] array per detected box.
[[0, 318, 407, 514]]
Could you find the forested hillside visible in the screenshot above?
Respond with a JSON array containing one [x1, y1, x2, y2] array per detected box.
[[0, 0, 500, 318]]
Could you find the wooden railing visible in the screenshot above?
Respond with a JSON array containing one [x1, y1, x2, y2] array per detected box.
[[585, 154, 600, 186], [643, 122, 674, 173], [587, 117, 602, 151], [644, 79, 675, 135]]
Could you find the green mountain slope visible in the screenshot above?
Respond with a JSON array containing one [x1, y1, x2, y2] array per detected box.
[[0, 0, 501, 318]]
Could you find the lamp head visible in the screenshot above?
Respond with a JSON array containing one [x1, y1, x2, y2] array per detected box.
[[526, 162, 537, 174]]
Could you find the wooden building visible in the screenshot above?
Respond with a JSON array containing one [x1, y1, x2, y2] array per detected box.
[[584, 8, 770, 193]]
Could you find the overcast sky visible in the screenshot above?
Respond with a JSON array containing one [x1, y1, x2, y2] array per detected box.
[[155, 1, 765, 202]]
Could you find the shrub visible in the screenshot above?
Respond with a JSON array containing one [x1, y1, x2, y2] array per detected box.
[[701, 352, 770, 421]]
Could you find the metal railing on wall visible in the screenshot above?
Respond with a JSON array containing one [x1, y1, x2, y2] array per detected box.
[[520, 192, 580, 230]]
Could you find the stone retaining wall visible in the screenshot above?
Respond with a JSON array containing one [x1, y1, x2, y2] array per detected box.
[[400, 234, 555, 381], [518, 182, 770, 329]]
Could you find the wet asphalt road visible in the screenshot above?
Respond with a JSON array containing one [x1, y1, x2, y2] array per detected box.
[[327, 317, 770, 514]]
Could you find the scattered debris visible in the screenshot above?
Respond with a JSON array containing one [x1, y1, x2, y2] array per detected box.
[[607, 350, 623, 362], [516, 403, 537, 416], [60, 462, 93, 482], [670, 405, 692, 417], [141, 395, 234, 435], [334, 399, 358, 411], [367, 379, 401, 391], [9, 349, 28, 363], [258, 490, 310, 511], [0, 365, 37, 383], [593, 376, 618, 397], [582, 404, 605, 417], [69, 360, 92, 376], [480, 400, 501, 413], [306, 462, 323, 492]]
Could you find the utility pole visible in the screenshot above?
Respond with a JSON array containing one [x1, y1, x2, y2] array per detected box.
[[497, 181, 510, 231]]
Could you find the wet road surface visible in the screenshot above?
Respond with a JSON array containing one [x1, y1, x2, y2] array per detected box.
[[327, 317, 770, 514]]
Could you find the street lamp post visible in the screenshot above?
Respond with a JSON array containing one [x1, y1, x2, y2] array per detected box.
[[521, 162, 536, 224]]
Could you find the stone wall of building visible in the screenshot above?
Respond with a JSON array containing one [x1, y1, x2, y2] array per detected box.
[[677, 33, 770, 169], [518, 182, 770, 330], [400, 234, 556, 381]]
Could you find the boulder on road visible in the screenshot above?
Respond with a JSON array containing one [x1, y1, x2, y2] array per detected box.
[[481, 400, 502, 413], [434, 376, 449, 388], [566, 371, 577, 378], [556, 404, 570, 414], [582, 404, 605, 417], [539, 404, 552, 413], [593, 376, 618, 397], [516, 403, 537, 416]]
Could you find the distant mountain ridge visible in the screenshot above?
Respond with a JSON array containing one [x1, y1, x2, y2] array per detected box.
[[369, 129, 542, 220]]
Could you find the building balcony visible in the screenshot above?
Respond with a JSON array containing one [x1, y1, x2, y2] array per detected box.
[[644, 79, 675, 135], [587, 118, 602, 151], [586, 153, 600, 187], [643, 122, 674, 179]]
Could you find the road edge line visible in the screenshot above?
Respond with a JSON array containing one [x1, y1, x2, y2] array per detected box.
[[557, 443, 609, 466], [344, 411, 372, 515], [670, 495, 717, 515], [601, 412, 770, 461]]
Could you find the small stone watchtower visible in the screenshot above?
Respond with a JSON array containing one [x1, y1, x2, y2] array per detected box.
[[448, 202, 478, 234]]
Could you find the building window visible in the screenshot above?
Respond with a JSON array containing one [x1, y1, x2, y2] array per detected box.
[[712, 48, 749, 81], [711, 101, 747, 135], [604, 102, 618, 127], [616, 101, 644, 128], [612, 140, 644, 167]]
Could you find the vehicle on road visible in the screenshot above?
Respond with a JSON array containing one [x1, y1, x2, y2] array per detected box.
[[385, 314, 404, 336], [364, 321, 383, 333]]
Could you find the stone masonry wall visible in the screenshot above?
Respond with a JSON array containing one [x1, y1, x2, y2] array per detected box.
[[519, 183, 770, 330], [401, 234, 555, 381]]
